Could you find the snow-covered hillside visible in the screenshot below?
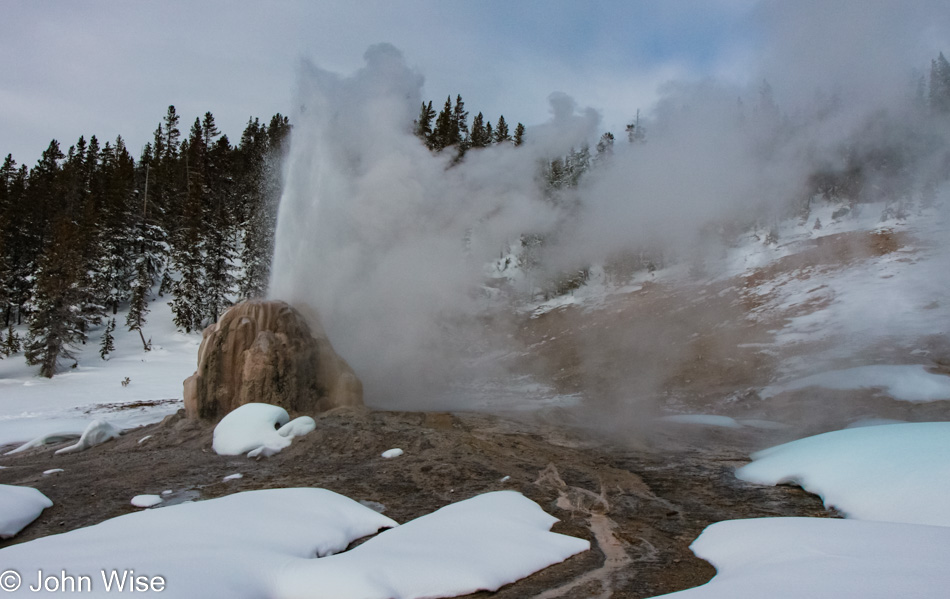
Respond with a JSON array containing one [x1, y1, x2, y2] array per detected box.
[[0, 300, 199, 448]]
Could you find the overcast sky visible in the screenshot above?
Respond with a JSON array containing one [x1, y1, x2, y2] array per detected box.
[[2, 0, 948, 166]]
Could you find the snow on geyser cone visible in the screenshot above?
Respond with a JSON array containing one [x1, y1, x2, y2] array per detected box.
[[269, 44, 586, 408]]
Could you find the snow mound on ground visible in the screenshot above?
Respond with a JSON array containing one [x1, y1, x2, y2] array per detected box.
[[277, 415, 315, 438], [381, 448, 404, 458], [0, 488, 397, 597], [0, 484, 53, 539], [131, 495, 163, 508], [212, 403, 315, 457], [736, 422, 950, 526], [0, 489, 586, 599], [652, 517, 950, 598], [761, 364, 950, 402], [276, 490, 590, 598], [4, 431, 81, 455], [658, 415, 742, 428], [55, 419, 121, 454]]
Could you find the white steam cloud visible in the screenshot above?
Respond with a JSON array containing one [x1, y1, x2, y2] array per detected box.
[[271, 6, 950, 411]]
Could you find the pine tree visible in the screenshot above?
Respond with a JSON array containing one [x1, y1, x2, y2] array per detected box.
[[453, 95, 469, 158], [236, 117, 268, 298], [470, 112, 489, 148], [0, 160, 31, 325], [930, 52, 950, 114], [238, 113, 290, 299], [126, 255, 152, 350], [202, 130, 238, 323], [485, 120, 493, 144], [493, 115, 511, 144], [169, 118, 207, 332], [596, 132, 614, 157], [25, 217, 86, 377], [0, 154, 16, 325], [99, 317, 115, 360], [162, 106, 182, 160], [430, 96, 454, 151], [513, 123, 525, 146], [2, 324, 20, 356], [414, 101, 435, 142]]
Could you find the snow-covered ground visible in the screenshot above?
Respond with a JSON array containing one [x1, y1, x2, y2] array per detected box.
[[650, 420, 950, 598], [732, 202, 950, 380], [653, 517, 950, 598], [0, 299, 199, 446], [0, 484, 52, 539], [736, 422, 950, 526], [760, 364, 950, 402], [0, 488, 588, 598]]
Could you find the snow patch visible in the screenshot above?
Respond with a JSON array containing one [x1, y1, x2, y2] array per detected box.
[[736, 422, 950, 526], [652, 517, 950, 598], [659, 415, 742, 428], [54, 419, 120, 454], [381, 448, 404, 459], [0, 484, 52, 539], [212, 403, 314, 458], [761, 365, 950, 402], [4, 431, 81, 455], [275, 490, 590, 599], [131, 494, 163, 508], [0, 488, 585, 599]]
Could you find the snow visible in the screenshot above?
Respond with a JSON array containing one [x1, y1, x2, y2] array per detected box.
[[212, 403, 315, 458], [658, 415, 743, 428], [736, 422, 950, 526], [657, 415, 788, 430], [54, 419, 121, 454], [651, 517, 950, 598], [0, 484, 52, 539], [0, 488, 587, 599], [761, 364, 950, 402], [131, 494, 163, 508], [736, 207, 950, 381], [381, 448, 404, 458], [274, 490, 590, 599], [278, 415, 316, 437], [6, 419, 119, 456], [4, 431, 79, 455], [0, 299, 198, 447], [223, 473, 243, 482], [42, 468, 63, 475]]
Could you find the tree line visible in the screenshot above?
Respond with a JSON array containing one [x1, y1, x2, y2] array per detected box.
[[414, 95, 525, 161], [0, 106, 289, 376]]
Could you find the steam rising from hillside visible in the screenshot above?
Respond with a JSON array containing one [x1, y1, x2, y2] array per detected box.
[[269, 44, 594, 406], [270, 6, 950, 410]]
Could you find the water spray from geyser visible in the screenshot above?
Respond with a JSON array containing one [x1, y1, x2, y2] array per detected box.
[[268, 44, 596, 409]]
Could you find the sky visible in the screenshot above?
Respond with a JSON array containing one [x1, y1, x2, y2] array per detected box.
[[0, 0, 763, 166], [2, 1, 948, 166]]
